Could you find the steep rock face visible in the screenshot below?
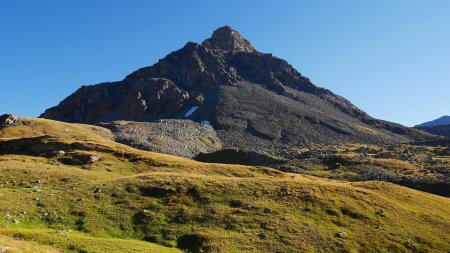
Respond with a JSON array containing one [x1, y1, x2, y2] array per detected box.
[[43, 79, 189, 123], [41, 26, 434, 152]]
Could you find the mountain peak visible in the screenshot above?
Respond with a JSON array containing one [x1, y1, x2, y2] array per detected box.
[[416, 115, 450, 127], [202, 26, 255, 52]]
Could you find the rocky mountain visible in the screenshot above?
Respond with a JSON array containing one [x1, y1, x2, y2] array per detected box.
[[416, 115, 450, 127], [41, 26, 434, 154]]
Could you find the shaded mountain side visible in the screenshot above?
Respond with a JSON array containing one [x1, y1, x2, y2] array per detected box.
[[416, 115, 450, 127], [41, 26, 434, 152], [416, 124, 450, 138]]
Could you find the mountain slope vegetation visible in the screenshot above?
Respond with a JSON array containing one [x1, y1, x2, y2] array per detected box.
[[0, 117, 449, 252]]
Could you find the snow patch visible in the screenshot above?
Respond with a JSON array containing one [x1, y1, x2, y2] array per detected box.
[[184, 106, 199, 117], [200, 120, 210, 126]]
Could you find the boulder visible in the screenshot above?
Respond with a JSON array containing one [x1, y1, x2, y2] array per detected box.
[[336, 231, 347, 238]]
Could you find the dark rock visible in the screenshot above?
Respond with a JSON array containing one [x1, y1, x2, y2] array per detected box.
[[329, 162, 341, 170], [93, 186, 102, 193], [258, 233, 267, 240]]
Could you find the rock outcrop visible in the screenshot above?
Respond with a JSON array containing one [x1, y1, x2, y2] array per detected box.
[[201, 25, 255, 53], [0, 114, 21, 126]]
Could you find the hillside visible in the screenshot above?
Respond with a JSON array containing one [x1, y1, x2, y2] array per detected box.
[[0, 117, 449, 252], [40, 26, 434, 155], [194, 144, 450, 197]]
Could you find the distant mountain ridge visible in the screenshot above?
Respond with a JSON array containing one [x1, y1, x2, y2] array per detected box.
[[416, 125, 450, 138], [416, 115, 450, 127], [41, 26, 434, 153]]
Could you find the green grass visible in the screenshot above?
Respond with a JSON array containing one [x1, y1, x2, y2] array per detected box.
[[0, 228, 181, 253], [0, 118, 449, 252]]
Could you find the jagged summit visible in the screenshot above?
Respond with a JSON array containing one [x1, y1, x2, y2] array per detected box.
[[202, 25, 255, 52]]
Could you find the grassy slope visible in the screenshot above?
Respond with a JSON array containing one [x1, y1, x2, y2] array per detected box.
[[0, 118, 449, 252]]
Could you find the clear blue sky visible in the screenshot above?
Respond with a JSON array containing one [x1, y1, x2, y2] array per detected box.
[[1, 1, 449, 126]]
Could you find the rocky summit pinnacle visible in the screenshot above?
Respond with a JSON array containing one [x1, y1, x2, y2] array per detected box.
[[202, 25, 255, 52]]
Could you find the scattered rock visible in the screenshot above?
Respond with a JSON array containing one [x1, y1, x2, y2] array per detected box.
[[336, 231, 347, 238], [59, 153, 102, 165], [93, 186, 102, 193], [0, 246, 11, 253], [101, 120, 222, 158], [52, 150, 66, 156], [12, 219, 19, 224]]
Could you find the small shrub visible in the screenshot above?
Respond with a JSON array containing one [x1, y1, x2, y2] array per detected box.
[[177, 234, 207, 252], [340, 207, 366, 219]]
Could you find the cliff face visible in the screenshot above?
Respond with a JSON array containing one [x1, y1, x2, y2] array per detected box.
[[41, 26, 434, 151]]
